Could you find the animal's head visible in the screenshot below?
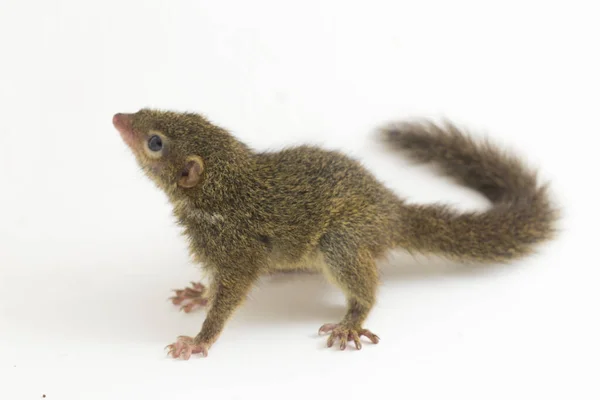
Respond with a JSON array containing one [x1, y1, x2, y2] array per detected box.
[[113, 109, 247, 198]]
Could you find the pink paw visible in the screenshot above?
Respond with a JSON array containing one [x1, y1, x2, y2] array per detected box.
[[169, 282, 208, 313], [318, 323, 380, 350], [165, 336, 209, 360]]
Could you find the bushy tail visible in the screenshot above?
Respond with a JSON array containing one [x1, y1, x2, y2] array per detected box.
[[382, 120, 559, 263]]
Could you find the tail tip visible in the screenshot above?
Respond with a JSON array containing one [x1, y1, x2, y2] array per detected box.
[[378, 121, 423, 145]]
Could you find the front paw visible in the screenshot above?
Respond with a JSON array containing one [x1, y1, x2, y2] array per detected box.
[[165, 336, 209, 360], [169, 282, 208, 313]]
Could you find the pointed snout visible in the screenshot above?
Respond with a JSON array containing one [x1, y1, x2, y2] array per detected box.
[[113, 113, 133, 132], [113, 113, 137, 148]]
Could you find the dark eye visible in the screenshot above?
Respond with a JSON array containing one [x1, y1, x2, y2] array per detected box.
[[147, 135, 163, 152]]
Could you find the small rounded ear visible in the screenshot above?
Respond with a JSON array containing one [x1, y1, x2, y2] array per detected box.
[[178, 156, 205, 188]]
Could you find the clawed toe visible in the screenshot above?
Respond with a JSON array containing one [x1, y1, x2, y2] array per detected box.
[[358, 329, 380, 344], [318, 323, 338, 334]]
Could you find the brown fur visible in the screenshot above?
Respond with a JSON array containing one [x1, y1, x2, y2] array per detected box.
[[381, 120, 558, 262], [112, 109, 558, 358]]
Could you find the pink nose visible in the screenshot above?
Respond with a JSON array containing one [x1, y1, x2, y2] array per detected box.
[[113, 113, 131, 131], [113, 113, 136, 147]]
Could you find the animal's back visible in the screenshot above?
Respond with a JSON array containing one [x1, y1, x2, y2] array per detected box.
[[252, 146, 399, 261]]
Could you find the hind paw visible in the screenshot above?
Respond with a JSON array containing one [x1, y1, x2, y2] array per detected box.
[[318, 323, 380, 350]]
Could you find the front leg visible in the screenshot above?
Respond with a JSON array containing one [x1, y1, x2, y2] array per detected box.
[[166, 270, 256, 360]]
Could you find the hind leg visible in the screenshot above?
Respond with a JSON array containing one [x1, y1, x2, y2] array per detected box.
[[318, 231, 381, 350]]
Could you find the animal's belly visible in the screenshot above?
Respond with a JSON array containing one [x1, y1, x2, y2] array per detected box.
[[266, 247, 327, 273]]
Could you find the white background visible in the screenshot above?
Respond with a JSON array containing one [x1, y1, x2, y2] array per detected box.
[[1, 0, 598, 399]]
